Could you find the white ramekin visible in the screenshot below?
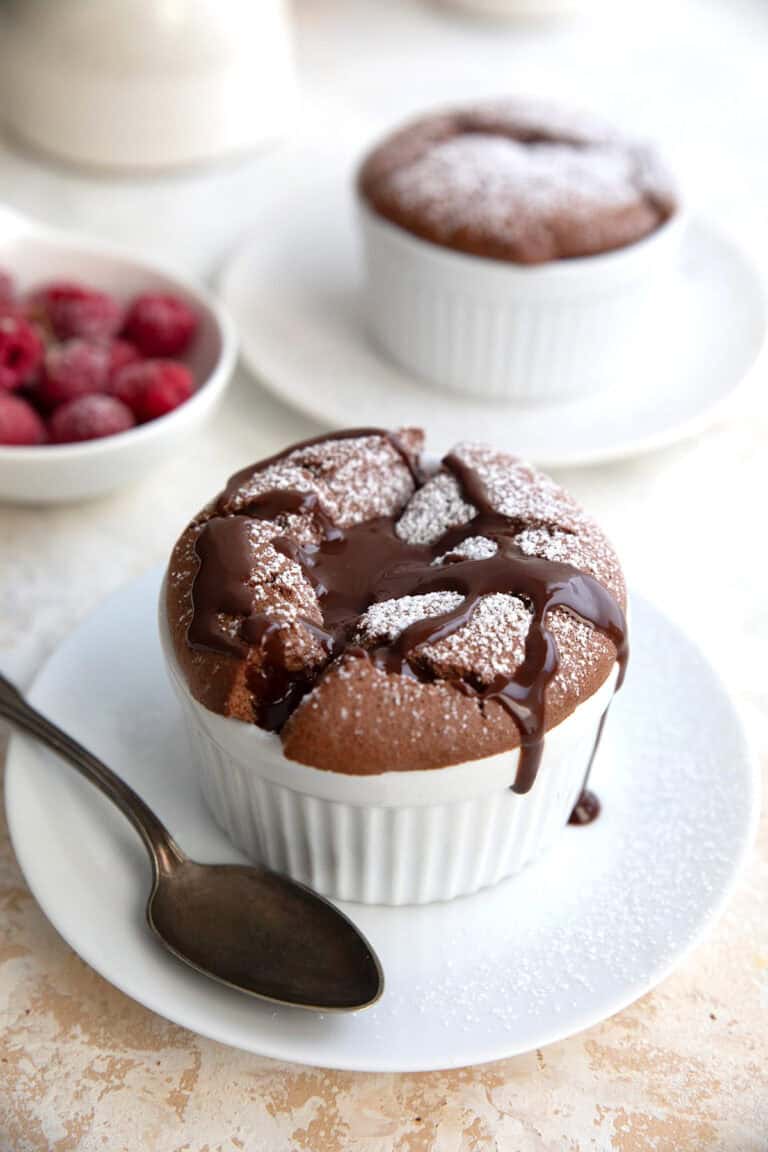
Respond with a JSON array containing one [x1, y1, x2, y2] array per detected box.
[[159, 597, 618, 905], [359, 200, 685, 402]]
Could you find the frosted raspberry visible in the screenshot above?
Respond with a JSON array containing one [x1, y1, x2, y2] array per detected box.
[[28, 281, 123, 341], [110, 359, 194, 423], [0, 393, 46, 445], [49, 394, 135, 443], [107, 339, 140, 383], [37, 340, 110, 408], [123, 293, 198, 357], [0, 315, 44, 391]]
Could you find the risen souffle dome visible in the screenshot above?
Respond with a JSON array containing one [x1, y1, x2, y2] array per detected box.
[[166, 430, 626, 774], [358, 98, 678, 264]]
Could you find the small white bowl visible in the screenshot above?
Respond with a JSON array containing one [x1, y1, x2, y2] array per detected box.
[[0, 205, 237, 504], [360, 200, 685, 402]]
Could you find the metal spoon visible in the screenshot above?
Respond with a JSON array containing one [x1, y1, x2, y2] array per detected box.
[[0, 673, 383, 1011]]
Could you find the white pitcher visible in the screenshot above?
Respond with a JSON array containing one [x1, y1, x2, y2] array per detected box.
[[0, 0, 296, 170]]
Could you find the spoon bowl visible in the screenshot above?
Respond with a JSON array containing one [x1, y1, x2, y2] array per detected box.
[[148, 858, 383, 1010]]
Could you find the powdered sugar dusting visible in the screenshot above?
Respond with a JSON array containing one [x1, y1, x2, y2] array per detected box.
[[239, 519, 303, 594], [238, 518, 326, 667], [357, 592, 464, 645], [452, 442, 584, 531], [515, 525, 583, 563], [294, 653, 494, 746], [421, 594, 531, 683], [548, 610, 606, 697], [396, 471, 475, 544], [387, 135, 649, 241], [434, 536, 498, 564], [364, 440, 623, 695], [360, 99, 677, 262], [515, 525, 619, 593], [222, 433, 417, 530]]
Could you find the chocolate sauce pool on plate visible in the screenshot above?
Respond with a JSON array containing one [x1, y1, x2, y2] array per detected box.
[[568, 789, 601, 826], [188, 430, 627, 797]]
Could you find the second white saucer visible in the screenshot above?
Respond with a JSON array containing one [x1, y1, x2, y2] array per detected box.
[[220, 179, 766, 468]]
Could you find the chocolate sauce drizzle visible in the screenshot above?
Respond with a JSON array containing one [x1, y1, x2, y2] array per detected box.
[[568, 706, 611, 825], [188, 429, 627, 796]]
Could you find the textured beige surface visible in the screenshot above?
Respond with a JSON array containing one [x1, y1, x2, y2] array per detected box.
[[0, 733, 766, 1150]]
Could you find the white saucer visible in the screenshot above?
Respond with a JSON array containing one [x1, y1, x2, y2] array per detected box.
[[5, 570, 759, 1072], [220, 181, 766, 467]]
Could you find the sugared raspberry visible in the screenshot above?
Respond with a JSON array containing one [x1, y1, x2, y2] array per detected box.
[[28, 281, 123, 341], [37, 340, 110, 408], [110, 359, 194, 423], [123, 293, 198, 357], [0, 393, 47, 445], [49, 394, 135, 444], [0, 270, 14, 305], [107, 339, 140, 383], [0, 315, 44, 391]]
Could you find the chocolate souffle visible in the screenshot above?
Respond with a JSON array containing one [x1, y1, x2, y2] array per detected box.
[[166, 428, 627, 794], [358, 100, 677, 264]]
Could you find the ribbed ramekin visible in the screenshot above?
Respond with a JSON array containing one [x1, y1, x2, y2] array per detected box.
[[159, 598, 617, 905], [359, 201, 684, 402]]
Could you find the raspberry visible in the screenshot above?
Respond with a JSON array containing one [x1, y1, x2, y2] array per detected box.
[[49, 394, 135, 444], [110, 359, 194, 423], [0, 300, 24, 321], [0, 315, 44, 391], [28, 281, 123, 341], [0, 270, 14, 305], [123, 293, 198, 357], [0, 393, 46, 445], [107, 339, 140, 383], [37, 340, 110, 409]]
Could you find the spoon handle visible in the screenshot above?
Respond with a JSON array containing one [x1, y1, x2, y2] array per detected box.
[[0, 672, 184, 874]]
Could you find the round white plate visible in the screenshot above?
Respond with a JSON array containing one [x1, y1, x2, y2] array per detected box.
[[220, 182, 766, 468], [5, 569, 759, 1072]]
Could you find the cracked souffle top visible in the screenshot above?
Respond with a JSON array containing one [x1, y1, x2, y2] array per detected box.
[[165, 429, 627, 788], [358, 99, 678, 264]]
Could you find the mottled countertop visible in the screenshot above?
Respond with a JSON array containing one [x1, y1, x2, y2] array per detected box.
[[1, 744, 766, 1149], [2, 0, 768, 1148]]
